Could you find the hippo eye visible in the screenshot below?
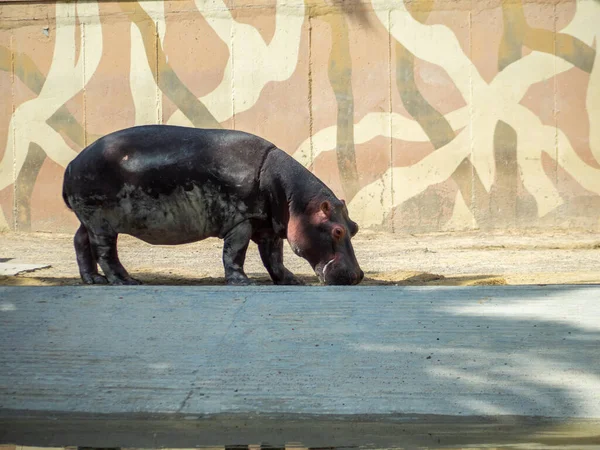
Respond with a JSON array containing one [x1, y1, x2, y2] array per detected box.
[[332, 227, 345, 240]]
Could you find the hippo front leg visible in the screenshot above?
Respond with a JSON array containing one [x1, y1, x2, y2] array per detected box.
[[222, 221, 255, 286], [256, 234, 304, 285]]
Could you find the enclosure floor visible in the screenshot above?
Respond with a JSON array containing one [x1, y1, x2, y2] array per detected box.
[[1, 229, 599, 286]]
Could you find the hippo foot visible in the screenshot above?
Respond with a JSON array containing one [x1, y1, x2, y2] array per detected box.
[[275, 273, 305, 286], [226, 274, 256, 286], [82, 273, 109, 285], [227, 279, 257, 286], [110, 277, 142, 286]]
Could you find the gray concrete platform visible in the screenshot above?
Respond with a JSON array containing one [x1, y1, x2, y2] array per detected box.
[[1, 285, 600, 447], [0, 262, 50, 276]]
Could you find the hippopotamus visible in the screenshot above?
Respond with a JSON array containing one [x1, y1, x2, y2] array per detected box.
[[62, 125, 364, 286]]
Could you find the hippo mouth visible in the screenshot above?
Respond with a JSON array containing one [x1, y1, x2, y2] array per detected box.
[[315, 258, 336, 283]]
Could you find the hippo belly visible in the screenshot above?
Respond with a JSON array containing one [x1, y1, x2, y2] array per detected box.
[[77, 182, 253, 246]]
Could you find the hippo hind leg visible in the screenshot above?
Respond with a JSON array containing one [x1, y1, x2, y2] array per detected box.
[[87, 230, 141, 286], [256, 234, 304, 286], [222, 221, 255, 286], [74, 224, 108, 285]]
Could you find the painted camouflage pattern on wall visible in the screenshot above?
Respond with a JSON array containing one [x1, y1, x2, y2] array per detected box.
[[0, 0, 599, 233]]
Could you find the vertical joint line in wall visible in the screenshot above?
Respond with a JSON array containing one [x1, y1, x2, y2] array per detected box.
[[231, 20, 236, 129], [155, 20, 161, 124], [553, 4, 558, 184], [82, 22, 87, 148], [387, 9, 394, 233], [10, 33, 17, 230], [468, 10, 476, 230], [308, 14, 314, 168]]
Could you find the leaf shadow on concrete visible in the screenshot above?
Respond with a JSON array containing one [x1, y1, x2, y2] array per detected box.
[[335, 285, 600, 433], [177, 285, 600, 444]]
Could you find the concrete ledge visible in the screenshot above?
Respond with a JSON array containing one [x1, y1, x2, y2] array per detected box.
[[1, 285, 600, 446], [2, 412, 600, 448]]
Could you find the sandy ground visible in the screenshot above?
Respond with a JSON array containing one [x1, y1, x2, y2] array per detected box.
[[1, 229, 599, 287]]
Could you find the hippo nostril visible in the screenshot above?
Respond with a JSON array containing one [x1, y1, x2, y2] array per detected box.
[[350, 270, 363, 285]]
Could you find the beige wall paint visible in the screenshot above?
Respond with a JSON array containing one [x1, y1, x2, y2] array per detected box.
[[0, 0, 598, 233]]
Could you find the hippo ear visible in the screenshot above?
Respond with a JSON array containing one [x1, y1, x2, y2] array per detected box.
[[340, 199, 346, 206], [320, 200, 331, 218]]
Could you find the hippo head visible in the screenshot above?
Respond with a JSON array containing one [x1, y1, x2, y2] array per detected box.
[[287, 198, 364, 285]]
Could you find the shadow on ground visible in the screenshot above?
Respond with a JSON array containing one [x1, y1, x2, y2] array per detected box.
[[0, 271, 507, 287]]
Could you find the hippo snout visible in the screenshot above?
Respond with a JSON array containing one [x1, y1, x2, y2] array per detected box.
[[347, 269, 364, 285], [318, 259, 364, 286], [328, 268, 363, 286], [356, 269, 365, 284]]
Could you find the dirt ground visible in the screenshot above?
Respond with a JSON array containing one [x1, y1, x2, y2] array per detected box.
[[1, 229, 599, 287]]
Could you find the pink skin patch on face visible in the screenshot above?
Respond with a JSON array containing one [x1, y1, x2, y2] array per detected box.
[[286, 214, 308, 257]]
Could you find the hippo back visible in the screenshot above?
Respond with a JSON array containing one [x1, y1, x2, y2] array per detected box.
[[66, 126, 274, 200]]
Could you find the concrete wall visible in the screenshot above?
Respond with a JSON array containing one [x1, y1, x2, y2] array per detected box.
[[0, 0, 599, 233]]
